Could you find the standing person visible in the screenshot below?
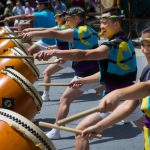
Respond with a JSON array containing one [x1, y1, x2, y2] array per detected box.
[[81, 27, 150, 150], [24, 1, 34, 15], [3, 0, 14, 17], [34, 7, 143, 144], [23, 7, 101, 139], [41, 11, 72, 101], [53, 0, 67, 13], [12, 0, 25, 26], [5, 0, 56, 55]]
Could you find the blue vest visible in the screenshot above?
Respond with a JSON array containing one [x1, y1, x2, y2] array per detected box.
[[57, 24, 70, 50], [99, 33, 137, 85], [34, 10, 56, 45], [72, 24, 99, 77]]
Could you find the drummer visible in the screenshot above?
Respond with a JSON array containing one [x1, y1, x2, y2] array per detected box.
[[22, 6, 102, 139], [35, 7, 144, 144], [4, 0, 56, 55], [41, 10, 72, 101]]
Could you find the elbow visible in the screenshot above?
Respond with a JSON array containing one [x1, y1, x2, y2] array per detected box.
[[73, 51, 85, 61]]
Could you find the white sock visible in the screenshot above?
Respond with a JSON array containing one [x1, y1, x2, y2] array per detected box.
[[43, 90, 49, 95]]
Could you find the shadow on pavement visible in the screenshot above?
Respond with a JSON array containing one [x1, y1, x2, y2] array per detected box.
[[90, 123, 142, 145]]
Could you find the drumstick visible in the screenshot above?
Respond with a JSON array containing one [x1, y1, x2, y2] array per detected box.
[[36, 61, 60, 65], [38, 83, 70, 86], [0, 55, 33, 59], [0, 36, 22, 39], [39, 122, 102, 139], [57, 106, 99, 125], [35, 58, 63, 65]]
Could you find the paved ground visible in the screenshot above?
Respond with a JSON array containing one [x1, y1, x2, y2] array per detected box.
[[33, 48, 146, 150]]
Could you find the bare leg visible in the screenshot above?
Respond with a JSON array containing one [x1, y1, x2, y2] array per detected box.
[[56, 87, 83, 122], [28, 44, 41, 55], [75, 113, 102, 150], [43, 64, 63, 91]]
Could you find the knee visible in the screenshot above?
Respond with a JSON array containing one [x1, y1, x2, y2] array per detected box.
[[60, 95, 71, 106], [43, 70, 50, 77]]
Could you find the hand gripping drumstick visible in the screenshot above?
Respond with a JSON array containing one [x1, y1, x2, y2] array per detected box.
[[57, 106, 99, 125], [39, 122, 102, 139]]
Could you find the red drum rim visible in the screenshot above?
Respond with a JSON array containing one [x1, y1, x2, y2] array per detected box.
[[0, 108, 56, 150], [1, 68, 42, 110]]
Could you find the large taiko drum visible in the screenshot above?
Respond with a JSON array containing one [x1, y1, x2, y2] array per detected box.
[[0, 34, 28, 55], [0, 109, 56, 150], [0, 68, 42, 120], [0, 47, 39, 83], [101, 0, 118, 8]]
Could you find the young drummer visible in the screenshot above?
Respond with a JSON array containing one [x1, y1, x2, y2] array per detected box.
[[41, 11, 72, 101], [35, 7, 144, 146], [4, 0, 56, 55], [23, 6, 101, 139], [81, 27, 150, 150]]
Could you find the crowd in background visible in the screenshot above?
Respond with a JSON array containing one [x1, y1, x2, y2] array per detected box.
[[0, 0, 97, 21]]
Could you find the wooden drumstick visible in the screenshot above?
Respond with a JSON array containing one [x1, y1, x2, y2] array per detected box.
[[38, 83, 70, 86], [35, 58, 63, 65], [0, 55, 33, 59], [39, 122, 102, 139], [0, 36, 22, 39], [57, 107, 99, 125]]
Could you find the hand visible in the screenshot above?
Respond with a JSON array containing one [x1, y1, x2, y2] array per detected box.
[[34, 50, 54, 61], [19, 32, 33, 39], [69, 79, 83, 89], [22, 28, 31, 33], [81, 125, 102, 140], [4, 17, 13, 22], [98, 92, 119, 113]]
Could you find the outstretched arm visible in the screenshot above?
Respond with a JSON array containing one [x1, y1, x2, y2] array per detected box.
[[98, 81, 150, 113], [4, 14, 34, 22], [35, 45, 109, 61], [21, 28, 74, 42], [82, 100, 139, 138]]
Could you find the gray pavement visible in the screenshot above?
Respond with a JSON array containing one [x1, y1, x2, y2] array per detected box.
[[34, 50, 146, 150]]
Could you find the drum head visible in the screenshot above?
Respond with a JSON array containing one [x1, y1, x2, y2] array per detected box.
[[1, 68, 42, 110], [10, 47, 40, 79], [101, 0, 115, 8], [0, 108, 56, 150]]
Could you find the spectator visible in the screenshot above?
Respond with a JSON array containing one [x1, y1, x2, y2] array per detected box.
[[25, 1, 34, 15], [3, 0, 14, 17], [53, 0, 67, 13], [13, 0, 25, 26]]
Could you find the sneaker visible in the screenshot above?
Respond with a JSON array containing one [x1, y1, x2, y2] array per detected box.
[[41, 93, 50, 101], [46, 129, 61, 140]]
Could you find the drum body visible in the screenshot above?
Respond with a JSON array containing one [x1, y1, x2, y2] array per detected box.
[[0, 68, 42, 120], [0, 47, 39, 83], [0, 26, 13, 37], [0, 109, 56, 150], [0, 35, 28, 55]]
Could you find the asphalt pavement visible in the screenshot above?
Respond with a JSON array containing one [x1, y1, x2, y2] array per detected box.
[[34, 48, 146, 150]]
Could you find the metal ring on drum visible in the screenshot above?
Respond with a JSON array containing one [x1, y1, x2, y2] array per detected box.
[[0, 34, 29, 55], [0, 47, 39, 83], [0, 68, 42, 120], [0, 108, 56, 150], [101, 0, 118, 8]]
